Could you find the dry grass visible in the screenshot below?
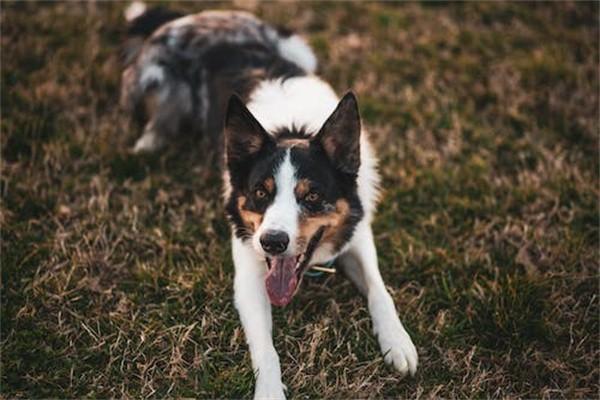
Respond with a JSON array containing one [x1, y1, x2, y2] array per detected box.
[[2, 2, 598, 398]]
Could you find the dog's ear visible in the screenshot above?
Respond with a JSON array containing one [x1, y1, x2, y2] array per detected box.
[[315, 92, 361, 175], [225, 95, 270, 169]]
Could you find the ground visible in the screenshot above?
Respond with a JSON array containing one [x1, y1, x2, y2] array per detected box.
[[1, 2, 598, 398]]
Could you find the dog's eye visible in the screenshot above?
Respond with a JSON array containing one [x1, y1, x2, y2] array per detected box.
[[254, 188, 267, 199], [305, 191, 320, 203]]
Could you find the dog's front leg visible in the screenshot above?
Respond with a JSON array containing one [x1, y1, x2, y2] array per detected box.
[[232, 237, 285, 400], [341, 222, 418, 376]]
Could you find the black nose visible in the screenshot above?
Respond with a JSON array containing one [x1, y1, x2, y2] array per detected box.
[[260, 230, 289, 255]]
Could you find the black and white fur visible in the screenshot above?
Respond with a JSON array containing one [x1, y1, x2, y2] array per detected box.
[[121, 3, 417, 398]]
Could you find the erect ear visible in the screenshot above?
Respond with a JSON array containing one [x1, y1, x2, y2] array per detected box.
[[224, 95, 271, 169], [315, 91, 361, 175]]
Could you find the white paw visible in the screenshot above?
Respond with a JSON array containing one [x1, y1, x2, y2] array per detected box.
[[254, 377, 286, 400], [374, 319, 418, 376], [132, 131, 164, 154]]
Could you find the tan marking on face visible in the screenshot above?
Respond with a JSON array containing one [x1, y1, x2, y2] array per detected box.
[[294, 178, 311, 199], [277, 138, 310, 148], [263, 177, 274, 194], [237, 196, 263, 232], [298, 199, 351, 249]]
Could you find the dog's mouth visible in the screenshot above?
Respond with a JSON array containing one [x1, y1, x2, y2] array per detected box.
[[265, 254, 309, 307], [264, 227, 325, 307]]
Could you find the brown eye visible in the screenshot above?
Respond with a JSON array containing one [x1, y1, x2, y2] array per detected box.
[[255, 188, 267, 199], [305, 191, 320, 203]]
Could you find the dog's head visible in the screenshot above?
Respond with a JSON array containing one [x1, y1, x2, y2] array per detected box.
[[224, 92, 364, 306]]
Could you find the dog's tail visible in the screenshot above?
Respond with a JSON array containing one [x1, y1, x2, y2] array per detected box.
[[122, 2, 183, 64]]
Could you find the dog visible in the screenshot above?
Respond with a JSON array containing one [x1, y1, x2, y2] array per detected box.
[[121, 3, 418, 398]]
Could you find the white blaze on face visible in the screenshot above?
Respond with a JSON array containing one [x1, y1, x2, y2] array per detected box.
[[252, 149, 300, 256]]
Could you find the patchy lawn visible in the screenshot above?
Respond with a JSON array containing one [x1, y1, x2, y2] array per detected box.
[[2, 2, 598, 398]]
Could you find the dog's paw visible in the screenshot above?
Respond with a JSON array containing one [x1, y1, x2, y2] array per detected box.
[[375, 319, 418, 376], [254, 378, 286, 400], [132, 131, 164, 154]]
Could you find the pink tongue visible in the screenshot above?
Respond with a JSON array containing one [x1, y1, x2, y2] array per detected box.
[[265, 257, 298, 307]]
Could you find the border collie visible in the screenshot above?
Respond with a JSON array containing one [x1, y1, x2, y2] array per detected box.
[[121, 3, 417, 398]]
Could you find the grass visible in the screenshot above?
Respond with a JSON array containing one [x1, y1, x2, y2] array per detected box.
[[1, 1, 598, 398]]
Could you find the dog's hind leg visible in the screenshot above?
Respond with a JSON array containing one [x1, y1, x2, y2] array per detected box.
[[125, 60, 195, 153], [135, 76, 194, 153], [232, 237, 286, 400], [339, 221, 418, 376]]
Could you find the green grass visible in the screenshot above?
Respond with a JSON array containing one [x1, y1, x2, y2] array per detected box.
[[2, 2, 598, 398]]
